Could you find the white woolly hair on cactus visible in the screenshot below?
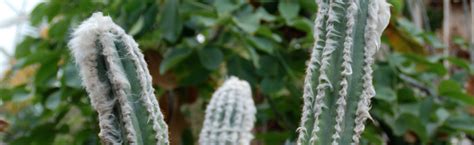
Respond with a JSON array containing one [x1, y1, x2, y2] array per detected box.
[[199, 76, 256, 145], [297, 0, 391, 145], [68, 12, 169, 145]]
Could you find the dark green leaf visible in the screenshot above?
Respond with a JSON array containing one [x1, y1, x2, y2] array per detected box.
[[246, 36, 274, 54], [439, 80, 474, 105], [159, 0, 182, 43], [278, 0, 300, 21], [45, 91, 61, 110], [198, 47, 223, 70]]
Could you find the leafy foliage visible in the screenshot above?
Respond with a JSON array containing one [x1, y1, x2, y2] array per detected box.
[[0, 0, 473, 144]]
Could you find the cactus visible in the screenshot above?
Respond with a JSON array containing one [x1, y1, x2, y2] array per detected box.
[[68, 12, 169, 145], [199, 77, 256, 145], [297, 0, 390, 145]]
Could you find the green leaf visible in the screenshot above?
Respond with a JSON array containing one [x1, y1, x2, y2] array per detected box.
[[30, 3, 47, 26], [159, 0, 182, 43], [394, 113, 428, 142], [160, 48, 192, 74], [45, 91, 61, 110], [246, 36, 274, 54], [213, 0, 242, 15], [128, 16, 144, 36], [374, 86, 396, 102], [12, 89, 30, 102], [198, 47, 223, 70], [288, 17, 313, 32], [446, 115, 474, 134], [35, 59, 59, 86], [439, 80, 463, 94], [447, 57, 471, 74], [255, 7, 276, 22], [63, 62, 82, 89], [260, 77, 284, 94], [234, 13, 260, 34], [244, 44, 260, 68], [49, 19, 70, 41], [439, 80, 474, 105], [278, 0, 300, 21]]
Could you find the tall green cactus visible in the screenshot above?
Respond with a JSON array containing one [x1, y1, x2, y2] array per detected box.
[[68, 12, 169, 145], [199, 76, 256, 145], [297, 0, 390, 145]]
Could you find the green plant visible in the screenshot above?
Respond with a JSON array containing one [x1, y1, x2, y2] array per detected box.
[[68, 12, 168, 145], [297, 0, 390, 144], [199, 76, 256, 145]]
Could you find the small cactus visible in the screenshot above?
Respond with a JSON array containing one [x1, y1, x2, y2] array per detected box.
[[297, 0, 390, 145], [199, 77, 256, 145], [68, 12, 169, 145]]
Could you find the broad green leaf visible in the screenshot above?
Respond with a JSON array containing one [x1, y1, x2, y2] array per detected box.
[[278, 0, 300, 21], [260, 77, 284, 94], [49, 19, 70, 41], [447, 57, 472, 74], [256, 27, 282, 43], [159, 0, 182, 43], [12, 89, 30, 102], [394, 113, 428, 142], [246, 36, 274, 54], [30, 3, 47, 26], [255, 7, 276, 22], [446, 115, 474, 134], [439, 80, 474, 105], [160, 48, 192, 74], [213, 0, 242, 15], [288, 17, 313, 32], [63, 63, 82, 89], [374, 86, 396, 102], [198, 47, 223, 70], [234, 13, 260, 34], [34, 59, 59, 86], [45, 91, 61, 110], [439, 80, 463, 95]]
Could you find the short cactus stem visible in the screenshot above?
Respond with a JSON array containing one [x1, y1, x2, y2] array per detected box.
[[297, 0, 391, 145], [68, 12, 169, 145], [199, 76, 256, 145]]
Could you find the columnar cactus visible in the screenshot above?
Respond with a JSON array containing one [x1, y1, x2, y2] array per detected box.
[[68, 12, 169, 145], [297, 0, 390, 145], [199, 77, 256, 145]]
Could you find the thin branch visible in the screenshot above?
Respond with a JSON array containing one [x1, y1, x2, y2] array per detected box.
[[443, 0, 451, 70]]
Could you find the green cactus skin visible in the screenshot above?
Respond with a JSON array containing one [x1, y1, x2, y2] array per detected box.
[[297, 0, 390, 145], [199, 76, 256, 145], [68, 12, 169, 145]]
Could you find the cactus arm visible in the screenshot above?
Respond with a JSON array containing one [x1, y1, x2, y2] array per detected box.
[[352, 0, 391, 144], [69, 12, 169, 145], [313, 0, 350, 144], [297, 0, 330, 143], [199, 77, 256, 145], [297, 0, 390, 144], [339, 0, 369, 144]]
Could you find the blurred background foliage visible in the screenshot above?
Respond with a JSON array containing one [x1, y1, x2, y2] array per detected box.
[[1, 0, 474, 144]]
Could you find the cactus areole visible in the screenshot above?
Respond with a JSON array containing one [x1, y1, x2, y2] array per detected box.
[[199, 77, 256, 145], [297, 0, 390, 145], [68, 12, 169, 145]]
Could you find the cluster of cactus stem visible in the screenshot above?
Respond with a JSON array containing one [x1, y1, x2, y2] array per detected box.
[[70, 0, 390, 143], [70, 13, 258, 145], [199, 77, 256, 145], [69, 12, 169, 145], [297, 0, 390, 145]]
